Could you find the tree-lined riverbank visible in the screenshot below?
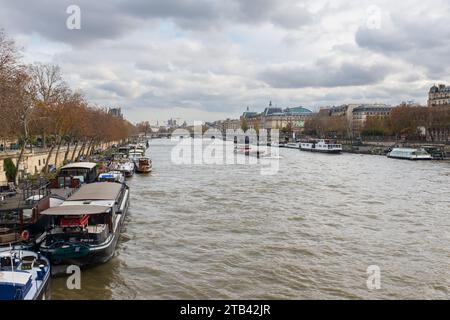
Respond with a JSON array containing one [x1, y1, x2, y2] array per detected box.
[[0, 30, 134, 185]]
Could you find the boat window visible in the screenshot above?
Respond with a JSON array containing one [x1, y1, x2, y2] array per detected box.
[[0, 256, 13, 267]]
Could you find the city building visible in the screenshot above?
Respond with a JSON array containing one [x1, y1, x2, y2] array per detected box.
[[167, 118, 177, 128], [323, 104, 366, 123], [263, 107, 313, 132], [428, 84, 450, 107], [351, 104, 393, 133], [241, 107, 262, 130], [239, 103, 313, 134], [318, 103, 393, 135], [213, 119, 241, 132], [108, 107, 123, 119]]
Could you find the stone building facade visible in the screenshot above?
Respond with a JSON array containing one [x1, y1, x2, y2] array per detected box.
[[213, 119, 241, 132], [319, 104, 392, 135], [428, 84, 450, 107], [240, 105, 313, 134], [351, 104, 393, 133]]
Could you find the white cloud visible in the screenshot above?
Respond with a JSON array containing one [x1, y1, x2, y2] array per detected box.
[[0, 0, 448, 123]]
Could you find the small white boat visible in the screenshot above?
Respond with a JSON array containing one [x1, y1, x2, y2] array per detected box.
[[300, 139, 342, 154], [0, 250, 51, 300], [387, 148, 432, 160]]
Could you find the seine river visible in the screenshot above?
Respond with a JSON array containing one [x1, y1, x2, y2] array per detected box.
[[52, 139, 450, 299]]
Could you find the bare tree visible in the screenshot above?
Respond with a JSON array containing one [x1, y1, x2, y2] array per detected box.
[[29, 63, 69, 172], [29, 63, 66, 104]]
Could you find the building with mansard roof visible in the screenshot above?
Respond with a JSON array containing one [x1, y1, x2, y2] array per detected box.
[[428, 84, 450, 107], [239, 103, 313, 133]]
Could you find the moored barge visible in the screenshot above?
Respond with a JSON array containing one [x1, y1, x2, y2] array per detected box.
[[39, 182, 129, 269]]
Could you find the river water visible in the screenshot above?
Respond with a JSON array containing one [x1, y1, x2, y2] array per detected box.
[[51, 139, 450, 299]]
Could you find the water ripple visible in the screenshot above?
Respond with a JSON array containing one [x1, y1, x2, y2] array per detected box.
[[52, 140, 450, 300]]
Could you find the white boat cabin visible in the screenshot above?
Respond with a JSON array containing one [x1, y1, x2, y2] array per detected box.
[[300, 139, 342, 153]]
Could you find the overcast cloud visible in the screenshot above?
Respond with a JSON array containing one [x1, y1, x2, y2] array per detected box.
[[0, 0, 448, 123]]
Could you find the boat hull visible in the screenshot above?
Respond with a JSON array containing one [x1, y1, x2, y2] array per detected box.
[[283, 144, 300, 149], [34, 269, 51, 300], [387, 155, 432, 160], [124, 171, 134, 177], [135, 164, 152, 173], [44, 233, 120, 270], [135, 168, 152, 173], [300, 148, 342, 154]]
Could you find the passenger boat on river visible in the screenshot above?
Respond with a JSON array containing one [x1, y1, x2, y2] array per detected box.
[[39, 182, 129, 268], [387, 148, 432, 160], [0, 249, 50, 300], [300, 139, 342, 154]]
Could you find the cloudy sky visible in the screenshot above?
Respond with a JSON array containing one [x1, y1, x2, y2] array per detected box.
[[1, 0, 449, 124]]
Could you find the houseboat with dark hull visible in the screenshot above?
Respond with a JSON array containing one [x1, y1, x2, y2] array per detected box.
[[39, 182, 129, 269]]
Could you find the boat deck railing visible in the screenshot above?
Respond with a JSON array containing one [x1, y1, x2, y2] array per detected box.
[[20, 178, 51, 202], [0, 178, 51, 212]]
